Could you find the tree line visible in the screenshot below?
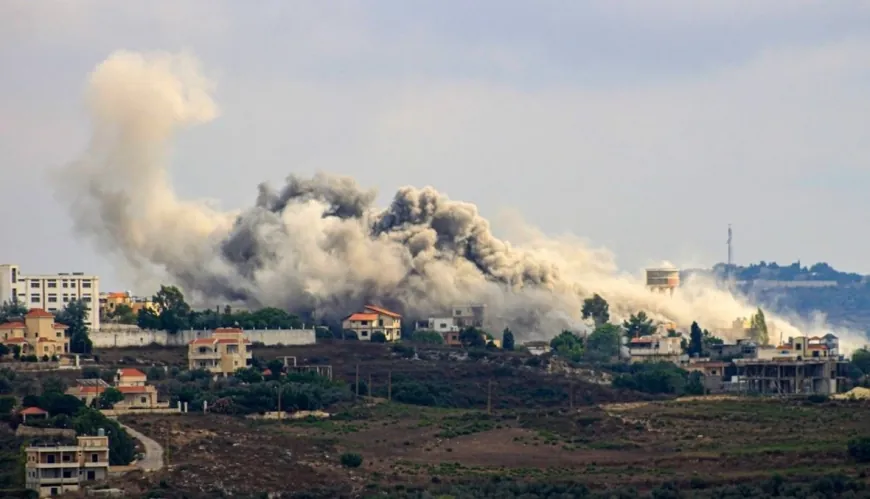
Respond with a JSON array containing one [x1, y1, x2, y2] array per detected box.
[[106, 285, 305, 333]]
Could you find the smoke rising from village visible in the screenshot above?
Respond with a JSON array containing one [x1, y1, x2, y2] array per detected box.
[[55, 50, 865, 352]]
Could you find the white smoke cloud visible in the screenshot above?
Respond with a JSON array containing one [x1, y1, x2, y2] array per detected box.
[[56, 49, 867, 355]]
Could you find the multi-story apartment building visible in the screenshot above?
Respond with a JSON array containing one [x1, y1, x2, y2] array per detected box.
[[0, 264, 100, 330], [628, 335, 683, 365], [341, 305, 402, 341], [25, 433, 110, 497], [0, 308, 70, 357], [188, 327, 253, 376]]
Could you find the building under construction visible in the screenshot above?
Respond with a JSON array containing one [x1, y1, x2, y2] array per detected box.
[[733, 358, 849, 395]]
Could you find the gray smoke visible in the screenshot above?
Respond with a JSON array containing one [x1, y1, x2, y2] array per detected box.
[[53, 50, 867, 352]]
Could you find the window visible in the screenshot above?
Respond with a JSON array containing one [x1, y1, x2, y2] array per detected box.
[[62, 281, 68, 288], [30, 281, 40, 288], [87, 470, 95, 480], [455, 310, 462, 315], [82, 280, 92, 288], [140, 397, 147, 404], [31, 294, 40, 303], [47, 454, 55, 464], [48, 295, 57, 303], [82, 296, 92, 303], [50, 488, 58, 496], [10, 268, 16, 283], [360, 320, 368, 326], [47, 280, 57, 288], [91, 453, 98, 462], [361, 331, 369, 337]]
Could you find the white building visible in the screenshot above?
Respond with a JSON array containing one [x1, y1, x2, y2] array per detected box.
[[628, 335, 683, 365], [0, 264, 100, 330], [421, 317, 460, 333]]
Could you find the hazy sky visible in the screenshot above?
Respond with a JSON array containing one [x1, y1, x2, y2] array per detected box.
[[3, 1, 870, 292]]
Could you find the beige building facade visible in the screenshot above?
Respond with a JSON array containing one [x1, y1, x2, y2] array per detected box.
[[0, 308, 69, 357], [25, 434, 109, 497], [188, 328, 253, 375], [342, 305, 402, 341]]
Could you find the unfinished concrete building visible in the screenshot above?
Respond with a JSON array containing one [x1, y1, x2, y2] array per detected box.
[[734, 358, 848, 395]]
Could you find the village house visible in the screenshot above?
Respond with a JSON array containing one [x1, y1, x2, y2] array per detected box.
[[685, 361, 730, 393], [0, 308, 69, 357], [628, 335, 682, 365], [188, 327, 252, 376], [341, 305, 402, 342], [65, 368, 165, 409], [523, 341, 551, 356], [19, 406, 50, 424], [25, 432, 109, 498]]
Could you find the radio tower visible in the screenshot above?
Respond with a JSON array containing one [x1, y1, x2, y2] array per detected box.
[[727, 224, 733, 270]]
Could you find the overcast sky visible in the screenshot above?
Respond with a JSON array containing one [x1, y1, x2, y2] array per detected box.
[[3, 1, 870, 291]]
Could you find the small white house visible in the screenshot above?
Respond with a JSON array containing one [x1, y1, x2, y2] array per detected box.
[[523, 341, 551, 356]]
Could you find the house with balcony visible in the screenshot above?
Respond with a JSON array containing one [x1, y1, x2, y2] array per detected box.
[[0, 308, 69, 357], [25, 432, 109, 498], [341, 305, 402, 341], [188, 327, 253, 376], [628, 335, 682, 365], [66, 369, 165, 409]]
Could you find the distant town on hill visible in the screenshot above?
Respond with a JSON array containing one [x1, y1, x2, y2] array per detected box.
[[682, 261, 870, 333]]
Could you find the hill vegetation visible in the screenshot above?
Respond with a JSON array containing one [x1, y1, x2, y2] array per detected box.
[[683, 261, 870, 332]]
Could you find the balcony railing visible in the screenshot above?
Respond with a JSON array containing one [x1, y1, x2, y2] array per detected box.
[[189, 351, 221, 359]]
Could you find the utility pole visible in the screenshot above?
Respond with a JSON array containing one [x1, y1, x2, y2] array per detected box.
[[387, 370, 392, 401], [368, 373, 372, 397], [487, 379, 493, 415], [355, 364, 360, 398], [277, 385, 282, 420]]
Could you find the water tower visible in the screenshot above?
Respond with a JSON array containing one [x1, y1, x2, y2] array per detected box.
[[645, 268, 680, 296]]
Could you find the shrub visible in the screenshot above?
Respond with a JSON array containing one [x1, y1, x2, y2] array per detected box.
[[371, 332, 387, 343], [848, 437, 870, 463], [340, 452, 363, 468]]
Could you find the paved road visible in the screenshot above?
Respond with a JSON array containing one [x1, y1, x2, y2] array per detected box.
[[118, 422, 164, 472]]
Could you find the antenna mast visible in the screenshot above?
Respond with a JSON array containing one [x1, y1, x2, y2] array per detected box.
[[727, 224, 733, 268]]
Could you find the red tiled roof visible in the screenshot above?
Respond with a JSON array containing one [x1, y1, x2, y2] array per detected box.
[[3, 337, 28, 344], [76, 386, 106, 394], [52, 323, 68, 329], [347, 313, 378, 322], [216, 338, 250, 344], [364, 305, 401, 318], [262, 369, 272, 376], [0, 322, 26, 329], [119, 368, 146, 377], [117, 386, 152, 394], [25, 308, 53, 318], [20, 407, 48, 415], [107, 292, 129, 298], [808, 345, 828, 350], [189, 338, 216, 345]]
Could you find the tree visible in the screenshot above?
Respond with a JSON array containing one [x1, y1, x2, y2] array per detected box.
[[405, 330, 444, 344], [502, 328, 515, 351], [584, 323, 621, 361], [0, 300, 27, 324], [622, 311, 656, 339], [55, 299, 92, 354], [153, 285, 191, 334], [688, 322, 703, 357], [581, 294, 610, 327], [99, 388, 124, 409], [108, 304, 136, 325], [459, 327, 487, 348], [550, 330, 585, 362], [749, 308, 769, 345], [136, 308, 161, 330], [851, 348, 870, 375], [0, 344, 8, 357], [371, 331, 387, 343]]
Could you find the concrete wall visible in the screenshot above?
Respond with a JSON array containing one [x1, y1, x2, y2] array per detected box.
[[91, 326, 315, 348]]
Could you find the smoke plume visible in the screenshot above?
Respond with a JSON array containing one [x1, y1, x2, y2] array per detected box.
[[56, 50, 866, 353]]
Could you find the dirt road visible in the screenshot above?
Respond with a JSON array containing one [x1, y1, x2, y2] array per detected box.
[[119, 422, 164, 472]]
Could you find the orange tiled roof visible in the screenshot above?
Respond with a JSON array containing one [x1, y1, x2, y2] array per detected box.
[[0, 322, 26, 329], [20, 407, 48, 415], [119, 368, 146, 377], [347, 313, 378, 322], [189, 338, 216, 345], [364, 305, 401, 318], [52, 323, 68, 329], [107, 292, 129, 298], [76, 386, 107, 394], [25, 308, 53, 318]]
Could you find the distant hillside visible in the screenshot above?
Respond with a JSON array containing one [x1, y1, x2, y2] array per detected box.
[[682, 262, 870, 333]]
